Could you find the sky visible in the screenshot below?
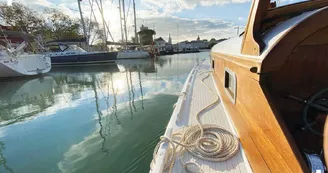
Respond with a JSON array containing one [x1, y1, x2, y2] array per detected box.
[[1, 0, 306, 43]]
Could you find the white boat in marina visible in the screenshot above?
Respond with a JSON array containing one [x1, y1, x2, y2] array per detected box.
[[117, 49, 149, 59], [0, 31, 51, 78], [116, 0, 150, 59], [0, 53, 51, 78]]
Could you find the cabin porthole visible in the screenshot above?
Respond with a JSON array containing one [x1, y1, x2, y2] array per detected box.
[[224, 68, 237, 104]]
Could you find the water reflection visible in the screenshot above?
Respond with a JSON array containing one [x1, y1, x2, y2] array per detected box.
[[0, 76, 56, 126], [0, 142, 14, 173], [0, 52, 208, 173], [91, 74, 109, 155]]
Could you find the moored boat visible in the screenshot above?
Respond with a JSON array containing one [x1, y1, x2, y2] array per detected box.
[[117, 48, 150, 59], [47, 43, 118, 65], [0, 31, 51, 78], [0, 54, 51, 78], [151, 1, 328, 173]]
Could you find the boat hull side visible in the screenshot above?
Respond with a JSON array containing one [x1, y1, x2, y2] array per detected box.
[[211, 52, 306, 173], [50, 52, 118, 65], [117, 51, 149, 59], [0, 55, 51, 77]]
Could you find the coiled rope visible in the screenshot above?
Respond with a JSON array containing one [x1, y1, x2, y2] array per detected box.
[[151, 70, 240, 173]]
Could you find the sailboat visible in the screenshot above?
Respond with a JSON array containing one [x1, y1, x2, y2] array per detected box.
[[151, 1, 328, 173], [0, 31, 51, 78], [117, 0, 149, 59], [46, 0, 118, 65]]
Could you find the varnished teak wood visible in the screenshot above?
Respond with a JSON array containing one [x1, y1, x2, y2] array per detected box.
[[212, 52, 306, 173], [241, 0, 269, 56], [211, 2, 328, 173]]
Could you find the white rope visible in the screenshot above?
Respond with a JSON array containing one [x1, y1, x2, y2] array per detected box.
[[151, 70, 240, 173]]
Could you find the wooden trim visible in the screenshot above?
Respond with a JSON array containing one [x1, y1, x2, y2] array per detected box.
[[241, 0, 269, 56], [211, 52, 262, 80], [212, 53, 307, 172]]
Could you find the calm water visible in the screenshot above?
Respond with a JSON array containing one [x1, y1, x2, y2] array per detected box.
[[0, 52, 209, 173]]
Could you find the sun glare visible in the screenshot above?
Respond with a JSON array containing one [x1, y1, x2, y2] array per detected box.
[[113, 79, 125, 93]]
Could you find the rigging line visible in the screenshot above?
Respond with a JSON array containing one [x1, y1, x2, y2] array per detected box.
[[94, 0, 108, 45], [104, 22, 115, 42], [88, 0, 103, 43], [125, 0, 132, 40], [87, 0, 94, 34], [126, 0, 132, 21], [94, 0, 115, 42]]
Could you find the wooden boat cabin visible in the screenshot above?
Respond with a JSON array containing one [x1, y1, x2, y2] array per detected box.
[[211, 0, 328, 172]]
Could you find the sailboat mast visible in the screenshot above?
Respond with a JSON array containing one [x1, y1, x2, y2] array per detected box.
[[133, 0, 138, 43], [99, 0, 108, 51], [118, 0, 124, 45], [122, 0, 128, 46], [77, 0, 87, 44]]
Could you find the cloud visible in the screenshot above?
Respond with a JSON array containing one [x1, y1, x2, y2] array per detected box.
[[4, 0, 237, 43], [136, 15, 235, 42], [141, 0, 251, 13]]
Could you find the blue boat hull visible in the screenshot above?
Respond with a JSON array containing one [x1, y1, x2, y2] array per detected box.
[[50, 52, 118, 65]]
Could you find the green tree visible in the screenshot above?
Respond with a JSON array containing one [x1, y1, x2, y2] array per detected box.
[[0, 2, 45, 34], [43, 8, 82, 41]]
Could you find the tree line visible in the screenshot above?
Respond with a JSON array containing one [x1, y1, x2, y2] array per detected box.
[[0, 2, 103, 45]]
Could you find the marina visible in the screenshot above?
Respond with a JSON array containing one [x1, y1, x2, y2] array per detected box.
[[0, 52, 206, 173], [1, 0, 328, 173]]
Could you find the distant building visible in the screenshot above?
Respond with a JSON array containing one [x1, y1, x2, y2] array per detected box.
[[173, 36, 210, 50], [168, 34, 172, 45], [154, 36, 174, 52], [137, 25, 156, 45], [154, 37, 166, 47], [194, 36, 209, 49]]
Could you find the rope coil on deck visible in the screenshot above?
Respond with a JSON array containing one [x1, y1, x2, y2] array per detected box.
[[151, 70, 240, 173]]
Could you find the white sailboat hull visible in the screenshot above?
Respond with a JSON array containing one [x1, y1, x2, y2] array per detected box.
[[0, 55, 51, 77], [117, 50, 149, 59]]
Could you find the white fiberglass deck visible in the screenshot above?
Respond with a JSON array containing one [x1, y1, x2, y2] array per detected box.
[[151, 59, 252, 173]]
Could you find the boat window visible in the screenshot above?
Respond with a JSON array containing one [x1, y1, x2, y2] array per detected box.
[[273, 0, 309, 7], [59, 44, 68, 51], [66, 45, 87, 52], [48, 45, 61, 52], [224, 68, 236, 104]]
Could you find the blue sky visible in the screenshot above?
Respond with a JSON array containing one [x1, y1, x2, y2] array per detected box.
[[2, 0, 306, 43]]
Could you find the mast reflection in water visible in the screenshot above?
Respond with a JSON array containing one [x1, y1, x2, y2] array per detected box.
[[0, 52, 209, 173]]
